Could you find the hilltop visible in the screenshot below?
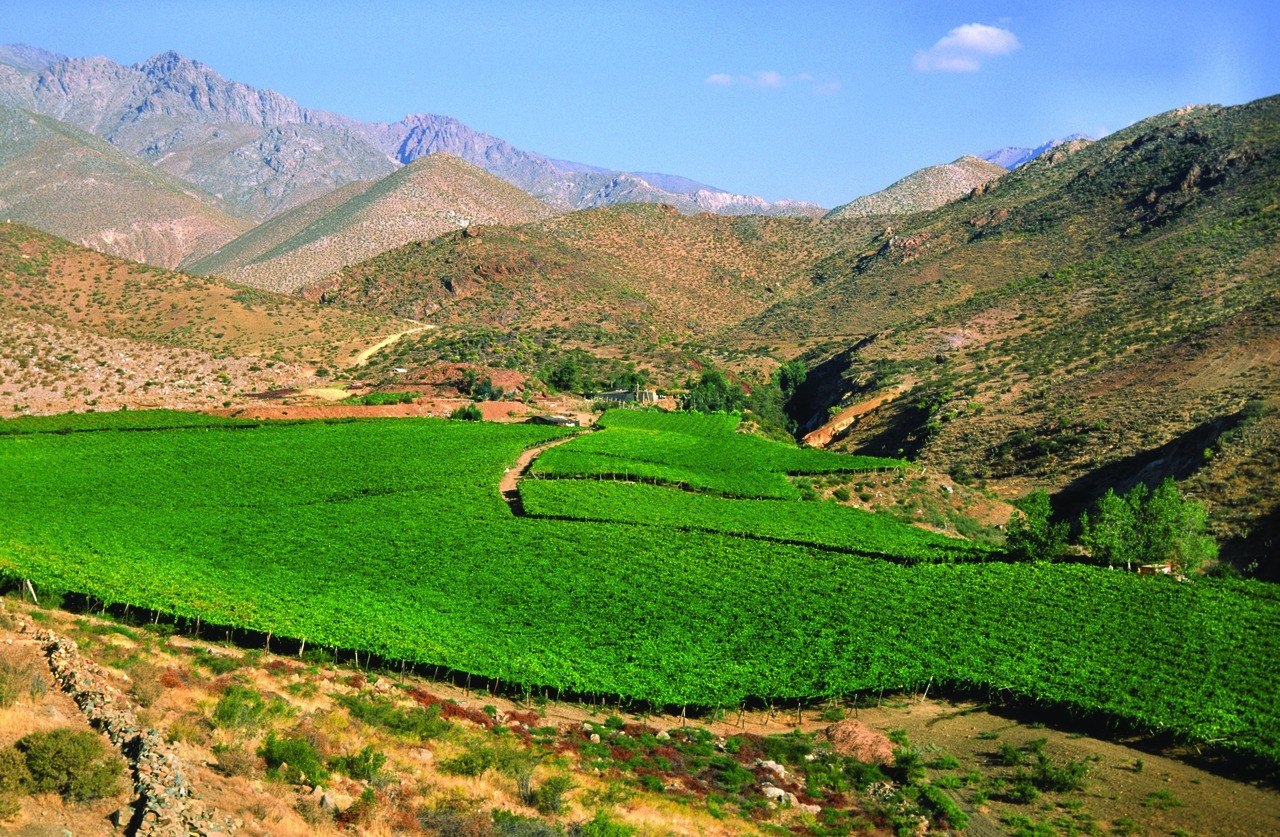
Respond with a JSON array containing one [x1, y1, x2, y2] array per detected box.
[[302, 203, 878, 381], [825, 156, 1008, 218], [0, 104, 251, 267], [189, 154, 554, 293]]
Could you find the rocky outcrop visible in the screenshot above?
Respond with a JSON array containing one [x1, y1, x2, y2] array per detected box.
[[4, 603, 234, 836]]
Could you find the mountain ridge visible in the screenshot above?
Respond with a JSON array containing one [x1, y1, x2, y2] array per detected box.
[[980, 133, 1095, 169], [0, 44, 822, 220], [0, 103, 251, 266]]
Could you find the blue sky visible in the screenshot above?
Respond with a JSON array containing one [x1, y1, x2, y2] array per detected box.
[[3, 0, 1278, 206]]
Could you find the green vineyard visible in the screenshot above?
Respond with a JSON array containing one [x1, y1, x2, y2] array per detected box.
[[1, 410, 1278, 765], [519, 479, 991, 562]]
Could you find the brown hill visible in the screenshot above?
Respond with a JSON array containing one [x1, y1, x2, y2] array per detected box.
[[0, 104, 251, 267], [774, 96, 1280, 569], [189, 154, 554, 294], [825, 155, 1007, 218], [302, 203, 879, 381], [0, 222, 410, 371]]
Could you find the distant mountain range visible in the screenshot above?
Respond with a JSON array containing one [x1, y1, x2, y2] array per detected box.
[[825, 155, 1007, 218], [0, 44, 823, 221], [980, 133, 1095, 169]]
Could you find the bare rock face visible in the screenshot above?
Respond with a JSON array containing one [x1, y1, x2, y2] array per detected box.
[[822, 718, 896, 765]]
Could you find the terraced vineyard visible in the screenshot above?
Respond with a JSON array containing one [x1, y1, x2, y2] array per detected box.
[[530, 409, 904, 499], [1, 410, 1278, 767]]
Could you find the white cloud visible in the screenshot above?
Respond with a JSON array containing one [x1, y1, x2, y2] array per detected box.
[[913, 23, 1020, 73], [704, 71, 838, 94], [748, 70, 785, 89]]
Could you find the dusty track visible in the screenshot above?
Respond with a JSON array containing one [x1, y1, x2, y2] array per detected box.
[[349, 323, 434, 367], [500, 435, 579, 514]]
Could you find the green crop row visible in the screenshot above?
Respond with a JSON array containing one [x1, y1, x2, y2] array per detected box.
[[0, 414, 1277, 765], [531, 409, 903, 498], [518, 479, 991, 562], [0, 409, 260, 435]]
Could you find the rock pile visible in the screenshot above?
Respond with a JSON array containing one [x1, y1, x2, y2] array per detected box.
[[823, 718, 896, 765], [5, 603, 234, 835]]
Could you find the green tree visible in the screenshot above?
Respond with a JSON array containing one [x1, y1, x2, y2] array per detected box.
[[1140, 478, 1217, 572], [1080, 488, 1140, 569], [684, 370, 745, 413], [1006, 490, 1068, 562], [1079, 478, 1217, 572], [545, 357, 581, 393]]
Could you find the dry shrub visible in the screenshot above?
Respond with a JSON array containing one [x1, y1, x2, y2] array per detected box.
[[159, 667, 190, 688], [212, 744, 260, 778], [295, 796, 333, 828], [128, 663, 164, 708], [0, 657, 42, 708], [166, 716, 207, 746]]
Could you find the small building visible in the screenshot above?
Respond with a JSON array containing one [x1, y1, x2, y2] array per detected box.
[[593, 388, 659, 405], [1137, 562, 1174, 576], [530, 414, 580, 427]]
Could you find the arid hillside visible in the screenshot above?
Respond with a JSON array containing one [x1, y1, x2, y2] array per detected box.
[[775, 96, 1280, 570], [0, 104, 251, 267], [825, 155, 1008, 219], [189, 154, 554, 294], [0, 223, 410, 380], [303, 203, 880, 383]]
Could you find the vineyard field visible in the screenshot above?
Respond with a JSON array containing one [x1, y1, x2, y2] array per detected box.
[[1, 412, 1278, 764], [519, 479, 991, 562], [530, 409, 903, 498]]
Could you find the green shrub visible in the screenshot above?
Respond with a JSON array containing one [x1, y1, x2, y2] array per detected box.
[[329, 745, 387, 782], [450, 404, 483, 421], [576, 809, 636, 837], [336, 693, 450, 740], [0, 748, 32, 795], [211, 685, 288, 730], [259, 733, 329, 785], [917, 784, 969, 830], [16, 729, 124, 802], [1031, 754, 1088, 792], [536, 774, 575, 815], [440, 748, 493, 777], [995, 742, 1024, 766]]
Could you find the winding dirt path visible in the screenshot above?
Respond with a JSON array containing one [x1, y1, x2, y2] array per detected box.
[[500, 435, 579, 514], [350, 323, 434, 367]]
